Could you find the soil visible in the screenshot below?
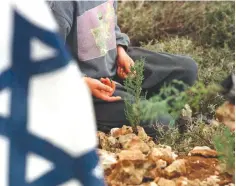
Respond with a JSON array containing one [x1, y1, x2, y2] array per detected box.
[[178, 155, 233, 185], [179, 155, 218, 180]]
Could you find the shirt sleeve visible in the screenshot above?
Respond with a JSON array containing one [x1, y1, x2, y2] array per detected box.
[[113, 1, 130, 50], [47, 2, 87, 76], [47, 1, 74, 42]]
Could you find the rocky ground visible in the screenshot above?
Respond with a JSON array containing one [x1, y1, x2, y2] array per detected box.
[[97, 126, 234, 186]]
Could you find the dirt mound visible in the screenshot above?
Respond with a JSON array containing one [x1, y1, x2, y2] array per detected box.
[[97, 126, 234, 186]]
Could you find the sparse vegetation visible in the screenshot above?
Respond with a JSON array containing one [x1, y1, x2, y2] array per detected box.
[[118, 1, 234, 50], [113, 1, 235, 184], [123, 60, 229, 153], [214, 127, 235, 179]]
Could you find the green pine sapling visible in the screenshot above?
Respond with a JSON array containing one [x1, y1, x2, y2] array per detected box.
[[213, 127, 235, 180], [124, 58, 145, 133], [124, 58, 222, 130]]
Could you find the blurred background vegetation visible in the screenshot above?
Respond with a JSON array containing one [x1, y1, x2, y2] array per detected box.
[[117, 1, 235, 118]]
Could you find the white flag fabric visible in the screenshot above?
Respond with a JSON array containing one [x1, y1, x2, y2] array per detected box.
[[0, 0, 105, 186]]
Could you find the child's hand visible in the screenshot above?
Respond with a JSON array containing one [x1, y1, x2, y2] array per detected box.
[[83, 77, 121, 102], [117, 46, 134, 79], [100, 78, 116, 96]]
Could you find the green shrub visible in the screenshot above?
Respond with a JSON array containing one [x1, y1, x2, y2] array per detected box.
[[142, 37, 234, 115], [214, 127, 235, 179], [198, 2, 235, 50], [156, 120, 227, 154], [117, 1, 234, 49], [118, 1, 206, 46]]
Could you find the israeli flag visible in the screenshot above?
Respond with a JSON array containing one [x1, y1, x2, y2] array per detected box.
[[0, 1, 105, 186]]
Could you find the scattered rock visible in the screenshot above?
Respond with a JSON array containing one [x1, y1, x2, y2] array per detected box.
[[146, 140, 157, 148], [200, 175, 220, 186], [157, 177, 176, 186], [118, 150, 146, 161], [188, 146, 218, 158], [107, 158, 147, 185], [111, 125, 133, 137], [164, 159, 187, 178], [184, 179, 201, 186], [98, 126, 233, 186], [123, 136, 150, 154], [156, 159, 167, 169], [110, 128, 121, 137], [97, 131, 109, 149], [107, 136, 118, 146], [137, 126, 150, 141], [140, 182, 158, 186], [148, 147, 178, 164], [145, 159, 167, 178], [174, 177, 203, 186], [118, 133, 136, 147], [175, 177, 189, 186], [98, 149, 117, 170], [126, 168, 146, 185]]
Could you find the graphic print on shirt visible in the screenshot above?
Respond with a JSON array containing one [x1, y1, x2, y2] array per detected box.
[[77, 0, 116, 61]]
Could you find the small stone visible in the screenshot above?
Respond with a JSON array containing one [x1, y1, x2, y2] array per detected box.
[[97, 131, 109, 149], [146, 159, 167, 179], [111, 125, 133, 137], [118, 133, 136, 147], [123, 136, 150, 154], [157, 177, 176, 186], [110, 128, 120, 137], [107, 157, 147, 185], [175, 177, 189, 186], [98, 149, 117, 170], [107, 136, 117, 146], [118, 150, 146, 161], [164, 159, 187, 178], [200, 175, 220, 186], [188, 146, 217, 158], [150, 182, 158, 186], [156, 159, 167, 169], [149, 147, 178, 164], [147, 167, 162, 179], [137, 126, 149, 141], [180, 179, 201, 186], [140, 182, 158, 186], [147, 140, 157, 148], [127, 168, 146, 185]]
